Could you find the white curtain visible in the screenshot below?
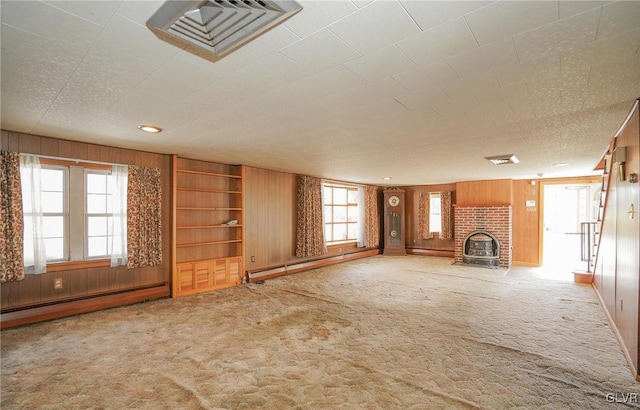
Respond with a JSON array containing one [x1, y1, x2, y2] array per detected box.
[[356, 186, 366, 247], [20, 154, 47, 274], [109, 164, 128, 267]]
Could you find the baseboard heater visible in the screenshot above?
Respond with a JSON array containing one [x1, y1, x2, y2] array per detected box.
[[0, 283, 170, 329], [405, 248, 454, 257], [247, 249, 381, 283]]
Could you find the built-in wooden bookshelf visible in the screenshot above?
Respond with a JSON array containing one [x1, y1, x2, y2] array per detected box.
[[171, 156, 244, 297]]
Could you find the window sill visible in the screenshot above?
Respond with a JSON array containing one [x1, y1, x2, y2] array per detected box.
[[47, 259, 111, 273]]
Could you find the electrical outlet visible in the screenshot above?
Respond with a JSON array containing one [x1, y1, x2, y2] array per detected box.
[[251, 256, 256, 262], [54, 278, 63, 290]]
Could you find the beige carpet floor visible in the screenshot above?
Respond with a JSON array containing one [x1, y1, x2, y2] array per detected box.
[[1, 256, 638, 409]]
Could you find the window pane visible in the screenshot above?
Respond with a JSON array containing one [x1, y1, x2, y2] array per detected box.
[[87, 173, 107, 194], [430, 195, 442, 233], [41, 168, 64, 191], [324, 206, 332, 223], [88, 216, 108, 236], [324, 224, 332, 242], [45, 238, 65, 260], [41, 192, 64, 213], [334, 206, 347, 222], [333, 223, 347, 241], [87, 194, 107, 214], [347, 190, 358, 204], [88, 236, 108, 258], [42, 216, 64, 238], [347, 205, 358, 222], [334, 188, 347, 205], [323, 186, 332, 204], [347, 223, 357, 239]]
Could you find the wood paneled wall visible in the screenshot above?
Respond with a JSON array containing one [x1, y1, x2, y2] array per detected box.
[[456, 179, 513, 206], [0, 130, 171, 311], [593, 102, 640, 379], [402, 184, 456, 253], [511, 180, 539, 265], [243, 167, 377, 273]]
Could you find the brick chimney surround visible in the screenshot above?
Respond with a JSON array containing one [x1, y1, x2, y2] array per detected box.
[[454, 206, 513, 268]]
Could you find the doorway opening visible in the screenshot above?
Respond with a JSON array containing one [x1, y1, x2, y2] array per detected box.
[[541, 182, 600, 281]]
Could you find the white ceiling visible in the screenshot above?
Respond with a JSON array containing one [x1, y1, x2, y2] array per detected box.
[[1, 0, 639, 186]]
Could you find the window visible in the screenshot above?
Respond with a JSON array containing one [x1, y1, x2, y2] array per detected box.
[[86, 170, 112, 259], [323, 182, 359, 244], [22, 166, 67, 262], [429, 192, 441, 234], [21, 158, 125, 266]]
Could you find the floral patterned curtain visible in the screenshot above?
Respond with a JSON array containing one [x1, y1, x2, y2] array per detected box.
[[127, 166, 162, 268], [0, 151, 25, 283], [440, 191, 453, 240], [295, 175, 327, 258], [364, 185, 380, 247], [418, 191, 433, 239]]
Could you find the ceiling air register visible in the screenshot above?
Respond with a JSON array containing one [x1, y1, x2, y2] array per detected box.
[[147, 0, 303, 62]]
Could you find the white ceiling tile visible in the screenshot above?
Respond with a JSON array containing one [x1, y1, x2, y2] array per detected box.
[[96, 14, 180, 66], [465, 0, 558, 46], [283, 0, 357, 38], [395, 87, 450, 111], [42, 1, 122, 27], [297, 66, 368, 98], [513, 8, 601, 62], [400, 0, 492, 31], [447, 37, 519, 78], [396, 17, 478, 67], [561, 28, 640, 67], [133, 58, 221, 100], [393, 61, 460, 91], [343, 45, 417, 82], [115, 0, 164, 26], [559, 1, 610, 19], [329, 0, 420, 54], [1, 0, 103, 46], [440, 72, 501, 100], [239, 53, 314, 93], [280, 29, 360, 72], [241, 25, 301, 59], [597, 1, 640, 39]]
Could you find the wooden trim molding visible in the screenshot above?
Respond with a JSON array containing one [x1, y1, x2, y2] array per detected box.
[[247, 249, 380, 282], [46, 259, 110, 273], [1, 284, 170, 329]]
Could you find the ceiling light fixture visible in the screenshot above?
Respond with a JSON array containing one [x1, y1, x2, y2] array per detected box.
[[485, 154, 519, 165], [147, 0, 303, 62], [382, 177, 392, 180], [138, 125, 163, 133], [553, 162, 568, 167]]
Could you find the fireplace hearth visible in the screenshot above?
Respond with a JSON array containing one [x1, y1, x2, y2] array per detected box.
[[462, 230, 500, 268]]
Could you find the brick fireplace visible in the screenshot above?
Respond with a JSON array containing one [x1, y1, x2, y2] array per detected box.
[[454, 206, 512, 268]]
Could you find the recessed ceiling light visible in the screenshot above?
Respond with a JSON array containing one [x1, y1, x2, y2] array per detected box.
[[485, 154, 519, 165], [138, 125, 163, 133], [553, 163, 568, 167], [382, 177, 392, 180]]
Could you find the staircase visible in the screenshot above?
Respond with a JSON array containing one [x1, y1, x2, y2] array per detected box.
[[589, 142, 616, 275]]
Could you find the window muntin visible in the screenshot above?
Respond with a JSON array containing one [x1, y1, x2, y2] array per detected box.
[[324, 183, 359, 244], [85, 170, 113, 259], [429, 192, 441, 234]]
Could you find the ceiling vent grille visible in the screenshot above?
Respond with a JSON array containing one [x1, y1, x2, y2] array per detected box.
[[147, 0, 303, 62], [485, 154, 520, 165]]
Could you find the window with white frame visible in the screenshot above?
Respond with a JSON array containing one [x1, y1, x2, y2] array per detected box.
[[21, 159, 125, 265], [429, 192, 442, 234], [323, 182, 359, 244]]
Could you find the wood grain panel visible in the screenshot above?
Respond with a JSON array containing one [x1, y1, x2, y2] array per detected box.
[[512, 180, 540, 265], [402, 184, 456, 252], [0, 131, 172, 314], [456, 179, 513, 206], [613, 104, 639, 374]]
